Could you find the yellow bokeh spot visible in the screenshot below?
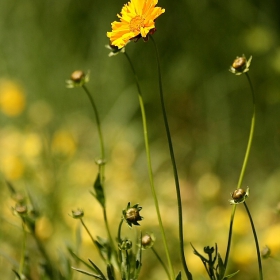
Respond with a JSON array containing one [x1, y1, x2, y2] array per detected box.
[[51, 130, 76, 157], [0, 79, 26, 116], [262, 224, 280, 252], [35, 216, 53, 240], [0, 155, 24, 180], [232, 241, 255, 265], [197, 172, 221, 199], [22, 133, 42, 159]]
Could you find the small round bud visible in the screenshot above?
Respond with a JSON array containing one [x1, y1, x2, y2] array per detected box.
[[70, 70, 85, 83], [123, 202, 143, 227], [232, 57, 247, 71], [15, 205, 28, 215], [229, 187, 249, 204], [261, 245, 271, 259], [141, 233, 155, 249], [232, 189, 246, 200], [119, 239, 132, 250], [229, 55, 252, 75], [71, 209, 84, 219]]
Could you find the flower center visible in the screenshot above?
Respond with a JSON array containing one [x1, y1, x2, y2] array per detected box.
[[129, 15, 144, 32]]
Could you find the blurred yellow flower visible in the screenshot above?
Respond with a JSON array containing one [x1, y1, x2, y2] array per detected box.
[[0, 79, 26, 116], [0, 154, 24, 180], [51, 130, 76, 157], [107, 0, 165, 49]]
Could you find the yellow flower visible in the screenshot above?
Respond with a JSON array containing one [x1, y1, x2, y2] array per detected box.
[[0, 79, 25, 116], [107, 0, 165, 49]]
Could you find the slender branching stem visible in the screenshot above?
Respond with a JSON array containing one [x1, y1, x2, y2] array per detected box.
[[81, 85, 118, 264], [124, 51, 175, 280], [244, 202, 263, 280], [150, 36, 192, 280], [224, 72, 256, 271]]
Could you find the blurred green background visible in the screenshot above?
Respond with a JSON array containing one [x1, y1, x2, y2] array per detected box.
[[1, 0, 280, 279]]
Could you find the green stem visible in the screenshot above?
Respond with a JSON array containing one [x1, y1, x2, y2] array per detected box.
[[224, 72, 256, 270], [124, 51, 175, 280], [82, 86, 118, 264], [82, 85, 105, 182], [152, 247, 171, 280], [18, 222, 26, 278], [244, 202, 263, 280], [150, 36, 192, 280]]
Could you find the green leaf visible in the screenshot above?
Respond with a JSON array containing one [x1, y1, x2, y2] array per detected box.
[[223, 270, 240, 279], [88, 259, 107, 280], [107, 264, 115, 280], [72, 267, 103, 279], [175, 271, 182, 280], [67, 248, 97, 273], [91, 173, 105, 207], [217, 254, 225, 280]]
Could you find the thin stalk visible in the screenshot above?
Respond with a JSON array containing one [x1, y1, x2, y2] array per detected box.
[[82, 85, 105, 182], [224, 72, 256, 270], [82, 85, 118, 263], [244, 202, 263, 280], [18, 223, 26, 279], [124, 51, 175, 280], [152, 247, 171, 280], [150, 36, 192, 280]]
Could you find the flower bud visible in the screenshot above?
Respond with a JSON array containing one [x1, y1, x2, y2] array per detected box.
[[229, 187, 249, 204], [141, 233, 155, 249], [71, 70, 85, 83], [123, 202, 143, 227], [71, 209, 84, 219], [261, 245, 271, 259], [66, 70, 89, 88], [229, 55, 252, 75], [119, 239, 132, 250], [15, 204, 28, 215]]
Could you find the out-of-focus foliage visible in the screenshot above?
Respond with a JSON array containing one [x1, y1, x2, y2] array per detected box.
[[1, 0, 280, 279]]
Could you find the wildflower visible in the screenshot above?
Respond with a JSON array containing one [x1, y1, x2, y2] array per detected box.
[[229, 187, 249, 204], [66, 70, 89, 88], [123, 202, 143, 227], [107, 0, 165, 49], [141, 233, 155, 249], [229, 55, 252, 75]]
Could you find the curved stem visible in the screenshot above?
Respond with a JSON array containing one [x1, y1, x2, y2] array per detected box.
[[224, 72, 256, 271], [244, 202, 263, 280], [150, 36, 192, 280], [124, 51, 175, 280]]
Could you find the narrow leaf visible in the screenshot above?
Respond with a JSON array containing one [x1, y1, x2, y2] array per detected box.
[[72, 267, 103, 279], [92, 173, 105, 207], [176, 271, 182, 280], [223, 270, 240, 279]]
